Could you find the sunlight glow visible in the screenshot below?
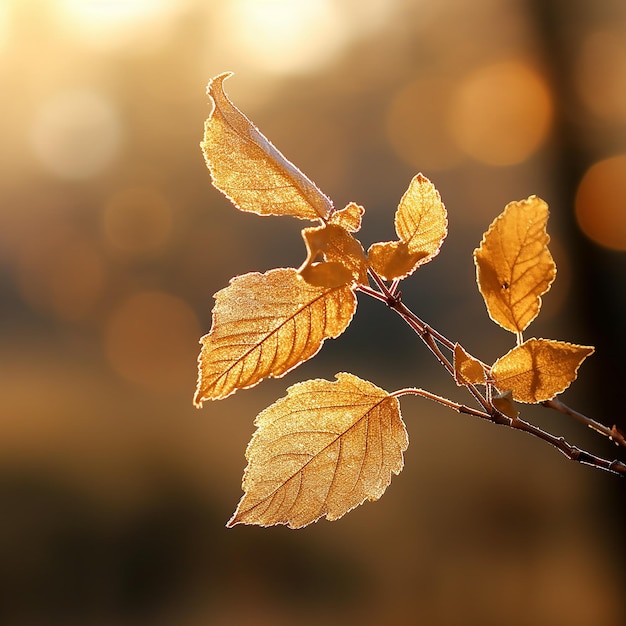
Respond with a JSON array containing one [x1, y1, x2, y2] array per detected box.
[[58, 0, 184, 51], [217, 0, 347, 75]]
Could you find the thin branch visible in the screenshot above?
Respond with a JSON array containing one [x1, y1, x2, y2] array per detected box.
[[543, 397, 626, 448], [360, 269, 625, 476], [510, 416, 626, 475]]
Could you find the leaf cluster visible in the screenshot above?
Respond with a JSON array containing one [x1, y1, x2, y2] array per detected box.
[[194, 73, 625, 528]]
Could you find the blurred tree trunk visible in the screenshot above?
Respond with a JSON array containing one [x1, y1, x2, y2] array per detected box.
[[528, 0, 626, 576]]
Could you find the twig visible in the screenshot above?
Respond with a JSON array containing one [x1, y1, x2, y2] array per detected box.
[[543, 397, 626, 448], [362, 269, 625, 476]]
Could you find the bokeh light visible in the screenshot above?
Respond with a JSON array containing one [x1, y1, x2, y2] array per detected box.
[[386, 75, 463, 171], [104, 290, 200, 392], [576, 30, 626, 124], [448, 61, 553, 166], [1, 1, 626, 624], [29, 89, 122, 179], [102, 186, 173, 255], [575, 154, 626, 251]]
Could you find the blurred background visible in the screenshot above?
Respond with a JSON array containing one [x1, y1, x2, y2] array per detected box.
[[1, 0, 625, 624]]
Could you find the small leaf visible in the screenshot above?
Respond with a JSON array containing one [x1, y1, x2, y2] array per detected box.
[[453, 343, 487, 386], [367, 174, 447, 280], [395, 173, 448, 260], [367, 241, 428, 281], [298, 261, 353, 288], [329, 202, 365, 232], [201, 72, 333, 221], [299, 223, 368, 286], [228, 373, 408, 528], [474, 196, 556, 334], [492, 390, 519, 420], [194, 269, 356, 405], [491, 338, 594, 403]]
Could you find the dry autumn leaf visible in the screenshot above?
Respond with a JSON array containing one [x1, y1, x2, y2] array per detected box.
[[299, 223, 368, 287], [228, 373, 408, 528], [201, 72, 333, 221], [491, 338, 594, 403], [453, 343, 487, 386], [194, 269, 356, 405], [367, 174, 447, 280], [474, 196, 556, 335]]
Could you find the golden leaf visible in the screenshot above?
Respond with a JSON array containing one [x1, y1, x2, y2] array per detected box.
[[367, 241, 428, 281], [474, 196, 556, 334], [453, 343, 487, 386], [395, 173, 448, 259], [491, 338, 594, 403], [194, 269, 356, 405], [299, 223, 368, 286], [228, 373, 408, 528], [492, 390, 519, 420], [298, 262, 353, 288], [366, 174, 447, 280], [329, 202, 365, 232], [201, 72, 333, 221]]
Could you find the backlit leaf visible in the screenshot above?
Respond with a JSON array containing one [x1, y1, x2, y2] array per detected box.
[[395, 173, 448, 259], [453, 343, 487, 386], [298, 262, 354, 288], [329, 202, 365, 232], [367, 174, 447, 280], [201, 72, 333, 221], [194, 269, 356, 405], [474, 196, 556, 334], [299, 223, 368, 286], [228, 373, 408, 528], [492, 390, 519, 420], [491, 338, 594, 403], [367, 241, 428, 281]]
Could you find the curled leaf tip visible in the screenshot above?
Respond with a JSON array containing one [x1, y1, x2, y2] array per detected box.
[[202, 72, 333, 221]]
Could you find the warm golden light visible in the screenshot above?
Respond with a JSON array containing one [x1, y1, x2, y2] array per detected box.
[[104, 291, 200, 392], [216, 0, 346, 75], [29, 89, 122, 179], [448, 61, 553, 166], [102, 186, 173, 255], [57, 0, 183, 51], [575, 154, 626, 251]]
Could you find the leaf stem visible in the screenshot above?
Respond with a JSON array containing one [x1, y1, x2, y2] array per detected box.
[[392, 387, 489, 419]]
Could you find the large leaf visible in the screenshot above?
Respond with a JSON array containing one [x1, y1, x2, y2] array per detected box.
[[474, 196, 556, 334], [201, 72, 333, 221], [491, 338, 594, 403], [367, 174, 447, 280], [228, 373, 408, 528], [194, 269, 356, 405]]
